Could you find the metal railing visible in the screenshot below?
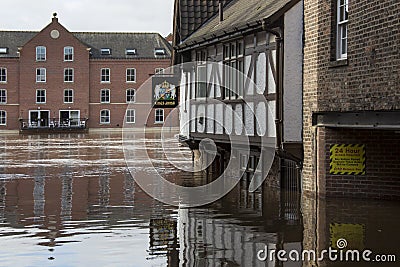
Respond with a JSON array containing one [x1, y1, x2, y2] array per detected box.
[[20, 118, 88, 130]]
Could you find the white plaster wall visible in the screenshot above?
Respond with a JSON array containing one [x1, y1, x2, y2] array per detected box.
[[256, 102, 267, 136], [245, 102, 255, 136], [207, 104, 214, 134], [256, 53, 266, 95], [179, 71, 190, 137], [234, 104, 243, 135], [267, 50, 276, 94], [267, 101, 276, 137], [215, 103, 223, 134], [224, 105, 233, 134], [283, 1, 303, 142]]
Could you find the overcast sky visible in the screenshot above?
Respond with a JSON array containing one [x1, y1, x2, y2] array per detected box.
[[0, 0, 174, 37]]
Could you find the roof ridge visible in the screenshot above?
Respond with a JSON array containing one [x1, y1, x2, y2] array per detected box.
[[73, 31, 160, 35], [0, 30, 38, 33]]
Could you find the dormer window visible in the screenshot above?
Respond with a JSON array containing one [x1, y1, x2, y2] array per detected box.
[[0, 48, 8, 54], [126, 49, 137, 56], [154, 48, 166, 56], [101, 48, 111, 55]]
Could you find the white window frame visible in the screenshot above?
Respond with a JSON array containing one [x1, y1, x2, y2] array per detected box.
[[0, 68, 6, 83], [100, 48, 111, 55], [0, 89, 6, 104], [64, 46, 74, 61], [126, 89, 136, 103], [36, 46, 46, 61], [126, 109, 135, 123], [0, 110, 6, 125], [337, 0, 348, 59], [155, 108, 164, 123], [100, 109, 110, 124], [64, 89, 74, 103], [155, 68, 164, 74], [101, 68, 110, 83], [36, 89, 46, 104], [100, 88, 110, 103], [36, 68, 46, 83], [126, 68, 136, 83], [64, 68, 74, 82]]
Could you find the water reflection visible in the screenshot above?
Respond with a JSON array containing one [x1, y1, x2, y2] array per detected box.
[[0, 133, 398, 266]]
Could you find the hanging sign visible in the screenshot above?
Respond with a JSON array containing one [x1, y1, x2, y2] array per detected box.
[[152, 76, 179, 108]]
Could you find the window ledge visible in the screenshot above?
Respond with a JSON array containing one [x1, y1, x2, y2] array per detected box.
[[329, 59, 348, 68]]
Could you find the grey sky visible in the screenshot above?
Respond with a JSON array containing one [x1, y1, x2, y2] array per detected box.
[[0, 0, 174, 37]]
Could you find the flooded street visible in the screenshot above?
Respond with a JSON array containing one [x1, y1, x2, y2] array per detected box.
[[0, 133, 398, 266]]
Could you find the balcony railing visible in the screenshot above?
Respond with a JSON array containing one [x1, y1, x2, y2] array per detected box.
[[19, 118, 88, 131]]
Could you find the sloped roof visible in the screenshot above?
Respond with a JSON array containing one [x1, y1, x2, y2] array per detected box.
[[177, 0, 298, 48], [0, 31, 172, 59], [0, 31, 36, 58], [74, 32, 172, 59], [175, 0, 232, 43]]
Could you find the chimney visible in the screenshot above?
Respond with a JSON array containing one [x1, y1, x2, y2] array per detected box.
[[219, 1, 223, 22], [52, 12, 58, 22]]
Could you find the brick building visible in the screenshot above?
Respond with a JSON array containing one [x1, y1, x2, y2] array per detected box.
[[0, 14, 175, 132], [303, 0, 400, 199]]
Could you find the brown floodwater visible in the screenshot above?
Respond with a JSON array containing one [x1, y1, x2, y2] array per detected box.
[[0, 133, 398, 266]]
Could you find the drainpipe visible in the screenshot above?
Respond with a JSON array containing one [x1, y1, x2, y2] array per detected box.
[[262, 21, 302, 167], [261, 21, 283, 150], [219, 1, 224, 22]]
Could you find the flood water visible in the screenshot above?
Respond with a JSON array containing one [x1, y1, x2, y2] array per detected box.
[[0, 133, 398, 266]]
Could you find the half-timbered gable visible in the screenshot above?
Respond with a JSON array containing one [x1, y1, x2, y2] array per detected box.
[[174, 0, 303, 176]]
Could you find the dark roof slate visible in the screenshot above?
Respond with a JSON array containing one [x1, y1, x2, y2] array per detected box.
[[0, 31, 36, 58], [178, 0, 297, 48], [175, 0, 232, 43], [0, 31, 172, 59]]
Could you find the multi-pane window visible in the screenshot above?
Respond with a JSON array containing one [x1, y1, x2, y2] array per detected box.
[[337, 0, 348, 59], [64, 46, 74, 61], [196, 50, 207, 98], [101, 68, 110, 82], [155, 109, 164, 123], [100, 109, 110, 124], [36, 68, 46, 82], [0, 89, 6, 103], [0, 110, 6, 125], [126, 68, 136, 82], [100, 89, 110, 103], [0, 68, 6, 82], [36, 89, 46, 103], [126, 109, 135, 123], [64, 89, 73, 103], [223, 40, 244, 98], [126, 89, 135, 103], [64, 68, 74, 82], [36, 46, 46, 61]]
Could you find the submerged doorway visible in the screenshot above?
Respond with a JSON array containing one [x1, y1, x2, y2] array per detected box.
[[29, 110, 50, 127], [59, 110, 80, 127]]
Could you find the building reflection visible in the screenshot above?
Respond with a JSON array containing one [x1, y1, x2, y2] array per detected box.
[[0, 133, 306, 266]]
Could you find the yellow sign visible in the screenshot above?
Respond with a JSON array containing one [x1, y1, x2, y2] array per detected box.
[[330, 223, 365, 250], [330, 144, 366, 175]]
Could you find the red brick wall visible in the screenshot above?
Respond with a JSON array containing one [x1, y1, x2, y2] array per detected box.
[[0, 17, 176, 130], [0, 59, 20, 129], [88, 59, 174, 128], [319, 128, 400, 200], [303, 0, 400, 195], [18, 18, 90, 123]]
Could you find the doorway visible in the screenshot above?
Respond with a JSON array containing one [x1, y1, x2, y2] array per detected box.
[[29, 110, 50, 127], [59, 110, 80, 127]]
